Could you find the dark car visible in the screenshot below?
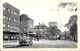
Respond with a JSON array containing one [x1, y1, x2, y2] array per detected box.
[[19, 35, 33, 46]]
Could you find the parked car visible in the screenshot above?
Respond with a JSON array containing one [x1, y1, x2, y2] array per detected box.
[[19, 35, 33, 46]]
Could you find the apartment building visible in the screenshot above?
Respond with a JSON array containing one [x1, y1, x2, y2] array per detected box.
[[3, 3, 20, 40]]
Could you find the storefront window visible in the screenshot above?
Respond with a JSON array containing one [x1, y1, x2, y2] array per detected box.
[[3, 24, 6, 27], [5, 36, 8, 39], [11, 37, 14, 39]]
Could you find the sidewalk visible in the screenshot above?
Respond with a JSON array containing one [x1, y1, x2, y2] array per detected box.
[[3, 40, 19, 46], [3, 40, 41, 45], [3, 40, 77, 47]]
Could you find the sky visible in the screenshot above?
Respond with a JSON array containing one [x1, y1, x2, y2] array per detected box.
[[2, 0, 77, 27]]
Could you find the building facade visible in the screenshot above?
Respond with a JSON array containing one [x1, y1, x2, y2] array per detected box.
[[34, 23, 48, 39], [64, 15, 77, 41], [48, 22, 57, 27], [3, 3, 20, 40], [48, 22, 61, 40], [20, 14, 34, 35], [48, 22, 58, 33]]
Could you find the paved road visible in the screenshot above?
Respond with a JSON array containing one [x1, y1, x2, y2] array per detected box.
[[3, 40, 77, 48]]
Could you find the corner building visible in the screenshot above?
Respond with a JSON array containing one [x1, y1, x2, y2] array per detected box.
[[20, 14, 34, 35], [3, 3, 20, 40]]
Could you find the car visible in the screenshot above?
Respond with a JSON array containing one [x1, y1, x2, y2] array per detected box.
[[19, 35, 33, 46]]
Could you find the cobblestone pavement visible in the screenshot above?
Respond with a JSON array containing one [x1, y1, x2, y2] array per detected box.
[[3, 40, 77, 48]]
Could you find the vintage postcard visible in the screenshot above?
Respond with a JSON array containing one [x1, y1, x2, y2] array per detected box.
[[0, 0, 80, 51]]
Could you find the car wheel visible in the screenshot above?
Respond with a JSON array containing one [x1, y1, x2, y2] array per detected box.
[[25, 43, 28, 46], [19, 42, 23, 45], [30, 41, 33, 46]]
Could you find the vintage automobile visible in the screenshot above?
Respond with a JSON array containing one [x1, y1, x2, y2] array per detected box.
[[19, 34, 33, 46]]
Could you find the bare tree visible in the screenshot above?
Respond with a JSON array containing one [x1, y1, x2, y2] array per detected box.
[[58, 2, 77, 12]]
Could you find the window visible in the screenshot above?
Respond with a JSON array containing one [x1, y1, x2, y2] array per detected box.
[[30, 25, 32, 28], [8, 9, 10, 12], [15, 12, 18, 15], [13, 37, 16, 39], [14, 12, 16, 15], [16, 27, 17, 29], [11, 37, 14, 39], [11, 10, 14, 14], [8, 25, 10, 28], [9, 17, 11, 20], [6, 17, 9, 20], [3, 15, 5, 19], [14, 26, 16, 29], [16, 20, 19, 23], [8, 9, 14, 14], [7, 29, 10, 31], [5, 36, 8, 39], [14, 19, 19, 22], [3, 24, 5, 27], [17, 27, 19, 29], [14, 19, 16, 22], [14, 12, 18, 15], [14, 26, 19, 29], [11, 26, 13, 28], [3, 7, 6, 11], [4, 16, 9, 20]]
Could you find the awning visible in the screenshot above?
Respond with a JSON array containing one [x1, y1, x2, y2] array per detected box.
[[3, 31, 19, 34]]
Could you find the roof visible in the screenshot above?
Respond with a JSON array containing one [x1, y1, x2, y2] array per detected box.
[[3, 2, 20, 13], [20, 14, 33, 21]]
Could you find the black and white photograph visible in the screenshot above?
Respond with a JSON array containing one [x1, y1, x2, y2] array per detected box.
[[2, 0, 78, 49]]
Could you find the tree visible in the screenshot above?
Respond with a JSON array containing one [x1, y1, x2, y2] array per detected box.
[[65, 15, 77, 42], [70, 22, 77, 42], [48, 26, 61, 40], [58, 2, 77, 12]]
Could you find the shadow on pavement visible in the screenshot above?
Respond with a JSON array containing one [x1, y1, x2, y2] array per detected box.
[[3, 45, 31, 48]]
